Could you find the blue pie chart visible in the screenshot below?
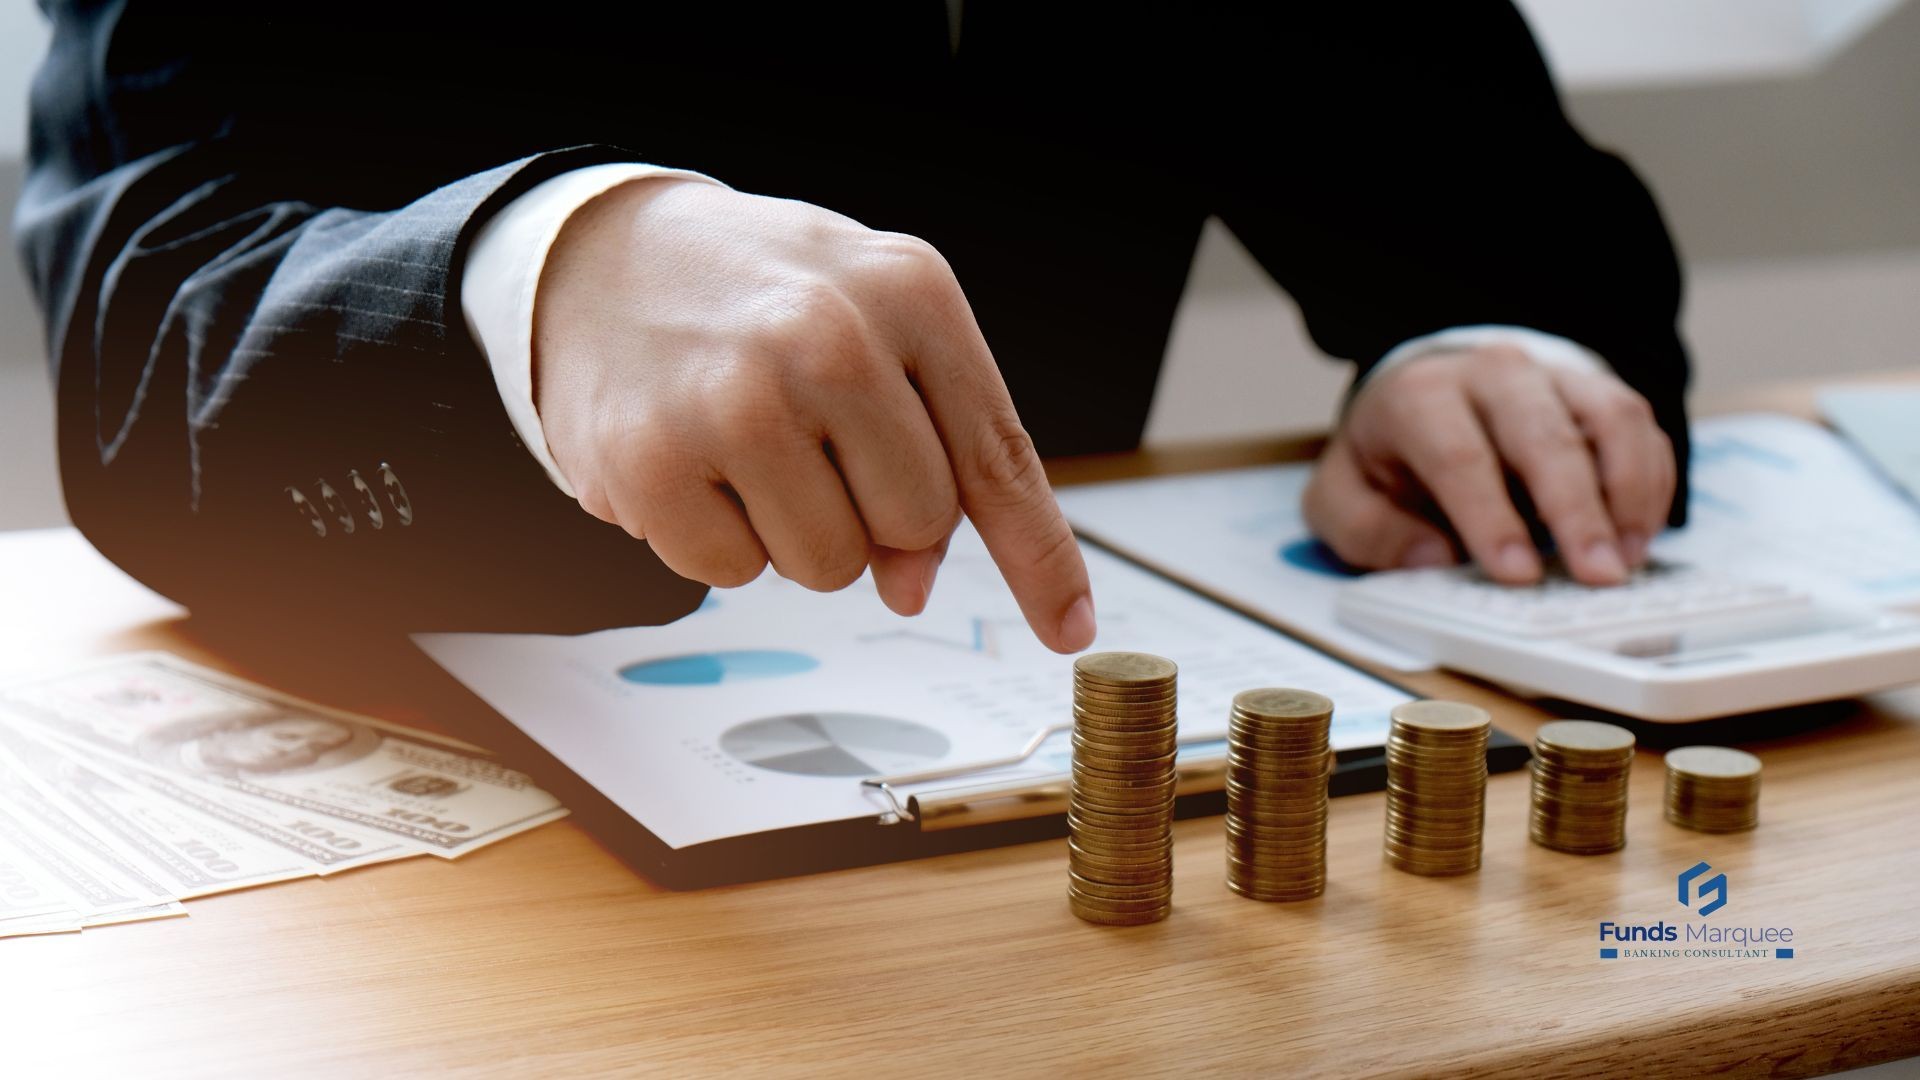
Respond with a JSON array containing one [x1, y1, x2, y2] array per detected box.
[[1279, 538, 1366, 577], [618, 650, 819, 686]]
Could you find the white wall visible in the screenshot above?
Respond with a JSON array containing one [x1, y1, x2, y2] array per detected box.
[[1, 5, 50, 157], [1143, 0, 1920, 444], [1515, 0, 1906, 89]]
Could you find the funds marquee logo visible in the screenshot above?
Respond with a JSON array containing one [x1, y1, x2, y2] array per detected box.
[[1677, 860, 1728, 916], [1596, 861, 1797, 961]]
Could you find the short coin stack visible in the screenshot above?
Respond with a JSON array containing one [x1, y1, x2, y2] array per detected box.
[[1664, 746, 1762, 832], [1383, 700, 1492, 876], [1224, 688, 1334, 902], [1067, 652, 1178, 926], [1529, 720, 1636, 854]]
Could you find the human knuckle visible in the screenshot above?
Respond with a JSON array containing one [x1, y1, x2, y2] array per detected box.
[[1649, 425, 1676, 463], [1590, 388, 1654, 434], [700, 546, 767, 589], [758, 291, 875, 391], [877, 238, 965, 320], [1431, 438, 1493, 476], [1523, 416, 1587, 457], [970, 415, 1044, 492], [753, 280, 864, 357], [792, 537, 868, 592], [874, 232, 954, 282], [1023, 513, 1080, 570], [576, 483, 620, 526], [1474, 344, 1533, 372], [790, 335, 876, 394], [877, 495, 960, 551], [703, 376, 783, 446], [616, 516, 650, 543], [1389, 359, 1452, 397], [618, 435, 706, 512], [1609, 390, 1656, 427]]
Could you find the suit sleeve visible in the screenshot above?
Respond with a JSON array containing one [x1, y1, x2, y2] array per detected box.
[[1209, 2, 1692, 525], [13, 1, 707, 632]]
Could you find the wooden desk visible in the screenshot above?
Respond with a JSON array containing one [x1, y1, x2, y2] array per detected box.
[[5, 382, 1920, 1079]]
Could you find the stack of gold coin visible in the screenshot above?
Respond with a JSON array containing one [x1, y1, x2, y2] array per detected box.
[[1067, 652, 1178, 926], [1225, 688, 1334, 902], [1529, 720, 1635, 854], [1383, 700, 1491, 876], [1664, 746, 1761, 833]]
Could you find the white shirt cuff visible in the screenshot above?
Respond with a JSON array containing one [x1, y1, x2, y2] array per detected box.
[[461, 161, 723, 497], [1367, 324, 1612, 388]]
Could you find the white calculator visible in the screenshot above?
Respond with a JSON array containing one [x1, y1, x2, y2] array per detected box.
[[1335, 561, 1920, 721]]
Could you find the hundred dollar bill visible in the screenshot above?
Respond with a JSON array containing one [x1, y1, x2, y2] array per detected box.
[[56, 744, 421, 874], [1, 653, 567, 858], [0, 839, 83, 938], [0, 799, 185, 929], [0, 759, 180, 912], [0, 724, 314, 899]]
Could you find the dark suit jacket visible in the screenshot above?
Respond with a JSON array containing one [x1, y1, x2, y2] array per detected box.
[[15, 1, 1690, 636]]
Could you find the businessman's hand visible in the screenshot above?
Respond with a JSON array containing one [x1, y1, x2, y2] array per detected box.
[[1303, 346, 1675, 586], [532, 178, 1096, 652]]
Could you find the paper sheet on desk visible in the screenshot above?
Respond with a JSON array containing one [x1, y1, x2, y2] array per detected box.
[[1056, 413, 1920, 672], [415, 526, 1411, 850], [1656, 414, 1920, 608], [1058, 464, 1429, 669]]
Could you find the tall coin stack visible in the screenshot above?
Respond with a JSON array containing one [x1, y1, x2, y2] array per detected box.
[[1067, 652, 1178, 926], [1225, 689, 1334, 902], [1529, 720, 1636, 854], [1383, 700, 1492, 876], [1664, 746, 1761, 833]]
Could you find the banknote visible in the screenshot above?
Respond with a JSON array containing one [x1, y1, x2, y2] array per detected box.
[[0, 653, 567, 858], [0, 838, 83, 938], [0, 799, 186, 930], [52, 740, 424, 873], [0, 723, 314, 898]]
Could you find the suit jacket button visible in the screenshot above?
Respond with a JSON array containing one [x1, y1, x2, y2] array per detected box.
[[378, 463, 414, 526], [347, 470, 384, 530], [287, 486, 326, 538], [316, 480, 354, 534]]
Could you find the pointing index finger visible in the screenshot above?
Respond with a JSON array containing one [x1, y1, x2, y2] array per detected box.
[[898, 305, 1095, 654]]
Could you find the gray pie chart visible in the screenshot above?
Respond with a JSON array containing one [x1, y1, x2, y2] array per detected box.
[[719, 713, 950, 777]]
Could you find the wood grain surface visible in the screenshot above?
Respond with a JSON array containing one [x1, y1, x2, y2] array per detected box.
[[2, 379, 1917, 1079]]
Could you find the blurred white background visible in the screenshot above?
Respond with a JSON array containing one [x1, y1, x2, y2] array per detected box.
[[2, 1, 1917, 529]]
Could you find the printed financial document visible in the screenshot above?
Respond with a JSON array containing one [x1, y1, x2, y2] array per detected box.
[[1058, 413, 1920, 672], [417, 526, 1411, 850]]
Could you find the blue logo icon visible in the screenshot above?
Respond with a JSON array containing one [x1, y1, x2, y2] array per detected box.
[[1678, 861, 1728, 916]]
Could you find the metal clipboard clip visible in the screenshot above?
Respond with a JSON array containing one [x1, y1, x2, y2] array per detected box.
[[861, 724, 1231, 830]]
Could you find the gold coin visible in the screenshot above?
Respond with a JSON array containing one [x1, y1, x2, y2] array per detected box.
[[1232, 687, 1334, 721], [1073, 652, 1178, 687], [1664, 745, 1760, 780], [1391, 699, 1493, 733], [1069, 901, 1171, 926]]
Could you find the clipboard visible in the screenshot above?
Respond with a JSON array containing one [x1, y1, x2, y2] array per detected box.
[[431, 633, 1533, 891], [416, 516, 1544, 889]]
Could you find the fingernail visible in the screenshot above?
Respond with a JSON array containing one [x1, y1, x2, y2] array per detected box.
[[1585, 540, 1628, 583], [920, 549, 943, 604], [1058, 594, 1097, 652], [1620, 530, 1650, 565], [1403, 538, 1454, 569], [1494, 542, 1541, 582]]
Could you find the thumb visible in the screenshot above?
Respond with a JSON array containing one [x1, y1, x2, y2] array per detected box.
[[1303, 445, 1457, 571]]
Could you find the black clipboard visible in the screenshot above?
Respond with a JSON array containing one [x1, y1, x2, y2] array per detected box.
[[429, 629, 1533, 891]]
